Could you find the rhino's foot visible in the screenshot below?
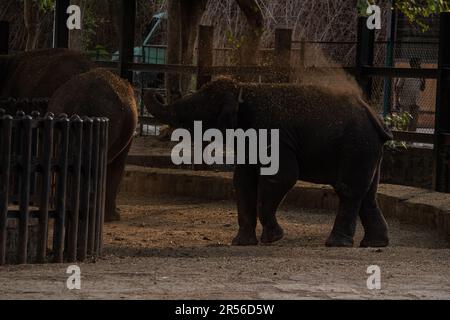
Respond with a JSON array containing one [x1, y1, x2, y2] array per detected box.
[[104, 208, 121, 222], [360, 235, 389, 248], [261, 224, 284, 244], [360, 215, 389, 247], [325, 231, 354, 247], [232, 229, 258, 246]]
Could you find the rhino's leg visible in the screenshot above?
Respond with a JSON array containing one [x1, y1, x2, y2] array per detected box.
[[326, 147, 377, 247], [232, 164, 259, 246], [326, 193, 362, 247], [258, 147, 298, 244], [104, 141, 132, 222], [359, 166, 389, 247]]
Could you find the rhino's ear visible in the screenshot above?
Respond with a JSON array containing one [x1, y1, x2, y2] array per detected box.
[[217, 87, 242, 130]]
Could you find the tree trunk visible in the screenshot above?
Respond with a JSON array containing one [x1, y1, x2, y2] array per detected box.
[[166, 0, 263, 94], [235, 0, 264, 67], [166, 0, 207, 99], [24, 0, 40, 51], [180, 0, 207, 93]]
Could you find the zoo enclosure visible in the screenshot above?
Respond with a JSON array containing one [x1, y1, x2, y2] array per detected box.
[[94, 3, 450, 193], [1, 1, 450, 191], [0, 101, 108, 265]]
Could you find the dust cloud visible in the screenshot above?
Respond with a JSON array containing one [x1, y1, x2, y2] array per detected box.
[[292, 43, 363, 98]]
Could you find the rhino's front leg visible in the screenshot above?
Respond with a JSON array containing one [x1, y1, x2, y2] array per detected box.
[[232, 165, 259, 246], [257, 147, 298, 244]]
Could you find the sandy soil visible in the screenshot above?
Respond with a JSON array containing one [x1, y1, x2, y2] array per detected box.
[[129, 135, 176, 156], [0, 194, 449, 300]]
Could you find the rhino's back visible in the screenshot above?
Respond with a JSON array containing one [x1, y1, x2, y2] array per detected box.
[[1, 49, 95, 98], [240, 83, 367, 132]]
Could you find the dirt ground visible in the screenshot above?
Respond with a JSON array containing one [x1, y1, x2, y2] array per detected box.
[[129, 134, 176, 156], [0, 194, 449, 300]]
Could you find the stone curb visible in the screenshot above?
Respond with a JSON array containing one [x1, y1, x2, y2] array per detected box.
[[121, 165, 450, 240], [127, 147, 434, 189]]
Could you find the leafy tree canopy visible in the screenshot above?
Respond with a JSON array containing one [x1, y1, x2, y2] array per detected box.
[[396, 0, 449, 24], [358, 0, 450, 29], [37, 0, 54, 12]]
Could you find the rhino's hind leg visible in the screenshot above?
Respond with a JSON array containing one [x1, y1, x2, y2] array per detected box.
[[326, 147, 376, 247], [325, 192, 362, 247], [104, 142, 132, 222], [359, 167, 389, 248]]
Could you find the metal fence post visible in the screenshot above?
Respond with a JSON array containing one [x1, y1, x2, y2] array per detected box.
[[96, 118, 108, 255], [67, 116, 83, 262], [434, 12, 450, 192], [87, 119, 100, 255], [77, 116, 93, 261], [18, 116, 33, 264], [119, 0, 136, 83], [356, 16, 375, 101], [0, 106, 108, 265], [53, 0, 70, 48], [197, 25, 214, 90], [53, 115, 70, 263], [382, 4, 397, 117], [0, 115, 12, 265], [37, 114, 53, 263]]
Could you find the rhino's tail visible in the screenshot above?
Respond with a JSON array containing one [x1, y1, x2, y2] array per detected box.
[[359, 97, 393, 142]]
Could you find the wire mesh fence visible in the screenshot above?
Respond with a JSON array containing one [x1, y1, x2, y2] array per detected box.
[[291, 40, 438, 135], [372, 41, 438, 134]]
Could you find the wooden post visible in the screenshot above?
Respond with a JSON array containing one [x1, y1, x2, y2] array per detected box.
[[434, 12, 450, 192], [299, 37, 306, 69], [53, 0, 70, 48], [197, 25, 214, 90], [356, 16, 375, 100], [0, 21, 9, 54], [118, 0, 136, 83], [273, 28, 292, 83]]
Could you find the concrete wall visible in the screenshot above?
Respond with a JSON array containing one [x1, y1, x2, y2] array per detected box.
[[127, 146, 435, 190], [381, 146, 433, 189]]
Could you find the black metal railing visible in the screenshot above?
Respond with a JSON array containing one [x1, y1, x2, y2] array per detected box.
[[0, 101, 108, 265]]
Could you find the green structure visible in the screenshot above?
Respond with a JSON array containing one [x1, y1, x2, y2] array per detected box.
[[112, 11, 167, 65]]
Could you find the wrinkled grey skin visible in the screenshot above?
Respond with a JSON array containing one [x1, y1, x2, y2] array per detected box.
[[145, 78, 393, 247]]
